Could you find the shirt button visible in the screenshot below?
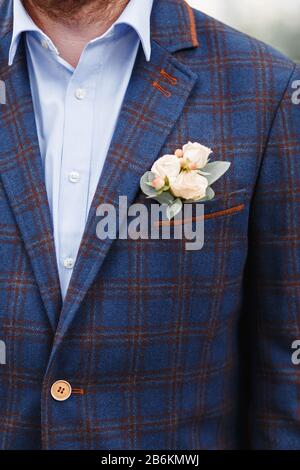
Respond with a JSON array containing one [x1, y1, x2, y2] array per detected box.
[[51, 380, 72, 402], [63, 257, 74, 269], [68, 171, 80, 183], [75, 88, 86, 100]]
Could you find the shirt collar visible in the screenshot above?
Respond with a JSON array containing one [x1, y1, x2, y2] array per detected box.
[[9, 0, 154, 66]]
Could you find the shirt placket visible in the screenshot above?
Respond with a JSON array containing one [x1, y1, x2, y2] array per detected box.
[[58, 58, 98, 299]]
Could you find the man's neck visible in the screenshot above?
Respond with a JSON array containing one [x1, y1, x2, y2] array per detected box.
[[23, 1, 130, 68]]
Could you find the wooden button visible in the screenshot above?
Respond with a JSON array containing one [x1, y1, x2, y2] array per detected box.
[[51, 380, 72, 401]]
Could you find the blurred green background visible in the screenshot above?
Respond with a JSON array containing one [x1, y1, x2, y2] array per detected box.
[[188, 0, 300, 62]]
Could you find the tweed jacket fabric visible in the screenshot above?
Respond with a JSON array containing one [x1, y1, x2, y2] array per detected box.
[[0, 0, 300, 450]]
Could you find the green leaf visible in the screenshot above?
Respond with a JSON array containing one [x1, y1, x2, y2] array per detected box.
[[166, 198, 183, 220], [140, 171, 157, 197], [154, 191, 174, 205], [201, 161, 231, 186]]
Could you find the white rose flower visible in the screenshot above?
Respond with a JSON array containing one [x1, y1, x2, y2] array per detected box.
[[182, 141, 212, 169], [170, 171, 208, 201], [151, 154, 181, 181]]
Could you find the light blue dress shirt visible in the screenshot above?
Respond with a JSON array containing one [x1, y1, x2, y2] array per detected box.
[[9, 0, 154, 299]]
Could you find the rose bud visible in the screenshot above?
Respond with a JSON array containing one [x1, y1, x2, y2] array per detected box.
[[151, 176, 165, 191], [175, 149, 184, 158]]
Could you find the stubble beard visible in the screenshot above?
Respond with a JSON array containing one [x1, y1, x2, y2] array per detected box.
[[23, 0, 130, 25]]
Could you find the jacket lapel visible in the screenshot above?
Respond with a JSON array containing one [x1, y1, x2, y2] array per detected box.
[[0, 26, 62, 330], [58, 38, 199, 337]]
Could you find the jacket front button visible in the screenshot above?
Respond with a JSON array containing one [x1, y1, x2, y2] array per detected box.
[[51, 380, 72, 401]]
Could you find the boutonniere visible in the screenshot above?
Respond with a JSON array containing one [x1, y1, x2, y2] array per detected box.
[[140, 142, 231, 220]]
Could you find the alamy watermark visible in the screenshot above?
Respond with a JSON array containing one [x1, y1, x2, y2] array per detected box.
[[0, 340, 6, 365], [0, 80, 5, 105], [291, 340, 300, 365], [292, 80, 300, 105], [96, 196, 205, 251]]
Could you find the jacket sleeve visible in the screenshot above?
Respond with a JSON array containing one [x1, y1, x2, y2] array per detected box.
[[246, 63, 300, 449]]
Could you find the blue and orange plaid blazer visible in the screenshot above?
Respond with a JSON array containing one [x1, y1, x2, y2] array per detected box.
[[0, 0, 300, 450]]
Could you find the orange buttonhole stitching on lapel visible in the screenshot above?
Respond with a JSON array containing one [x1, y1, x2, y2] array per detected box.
[[72, 388, 85, 395], [160, 69, 178, 86], [152, 81, 172, 98]]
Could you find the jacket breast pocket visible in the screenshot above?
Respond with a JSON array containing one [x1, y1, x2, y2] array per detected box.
[[137, 188, 249, 254], [154, 188, 248, 227], [154, 187, 248, 230], [130, 188, 249, 253]]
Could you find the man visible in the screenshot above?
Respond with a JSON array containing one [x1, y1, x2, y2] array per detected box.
[[0, 0, 299, 450]]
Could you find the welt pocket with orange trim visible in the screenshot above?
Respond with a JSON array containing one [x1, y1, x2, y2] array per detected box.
[[201, 188, 247, 219], [155, 188, 248, 227]]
